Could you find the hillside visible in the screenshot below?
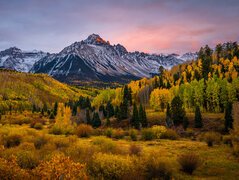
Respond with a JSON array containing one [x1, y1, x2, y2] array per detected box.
[[0, 69, 90, 112]]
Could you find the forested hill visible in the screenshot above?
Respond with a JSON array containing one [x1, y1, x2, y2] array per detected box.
[[126, 42, 239, 112], [0, 69, 91, 113]]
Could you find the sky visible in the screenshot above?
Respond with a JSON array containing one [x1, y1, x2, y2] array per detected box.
[[0, 0, 239, 54]]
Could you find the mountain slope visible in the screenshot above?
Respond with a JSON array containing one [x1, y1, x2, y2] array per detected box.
[[0, 69, 89, 110], [31, 34, 197, 83], [0, 47, 47, 72]]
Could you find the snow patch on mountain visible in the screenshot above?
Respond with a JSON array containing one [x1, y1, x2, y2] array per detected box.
[[0, 47, 47, 72]]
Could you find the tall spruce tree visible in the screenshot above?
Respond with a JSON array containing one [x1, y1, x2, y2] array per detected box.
[[53, 102, 58, 116], [138, 103, 144, 126], [225, 102, 233, 133], [92, 112, 101, 128], [86, 108, 91, 125], [106, 101, 114, 117], [142, 107, 148, 127], [132, 103, 139, 129], [194, 106, 203, 128], [166, 103, 173, 127], [171, 96, 186, 126]]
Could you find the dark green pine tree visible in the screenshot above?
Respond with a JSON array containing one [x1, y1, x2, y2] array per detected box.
[[92, 112, 101, 128], [165, 103, 173, 127], [120, 99, 128, 120], [53, 102, 58, 116], [201, 45, 213, 80], [224, 102, 233, 133], [138, 103, 144, 125], [49, 112, 55, 119], [194, 106, 203, 128], [106, 101, 114, 117], [171, 96, 186, 126], [106, 114, 111, 127], [142, 107, 148, 128], [72, 103, 77, 116], [114, 106, 120, 120], [86, 108, 91, 125], [32, 104, 37, 113], [132, 103, 139, 129]]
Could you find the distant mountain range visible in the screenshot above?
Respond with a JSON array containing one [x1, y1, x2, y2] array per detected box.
[[0, 34, 197, 83]]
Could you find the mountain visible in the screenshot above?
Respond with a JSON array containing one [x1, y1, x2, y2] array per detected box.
[[30, 34, 197, 84], [0, 47, 47, 72], [0, 69, 89, 109]]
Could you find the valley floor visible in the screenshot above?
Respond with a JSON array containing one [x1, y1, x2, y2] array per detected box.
[[0, 122, 238, 179]]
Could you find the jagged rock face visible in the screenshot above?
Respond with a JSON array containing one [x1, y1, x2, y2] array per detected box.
[[0, 47, 47, 72], [30, 34, 197, 83]]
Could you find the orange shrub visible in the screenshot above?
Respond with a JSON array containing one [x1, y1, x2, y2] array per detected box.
[[33, 154, 88, 179], [75, 124, 94, 138]]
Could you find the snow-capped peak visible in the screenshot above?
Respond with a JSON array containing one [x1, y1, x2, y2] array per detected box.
[[83, 34, 110, 46]]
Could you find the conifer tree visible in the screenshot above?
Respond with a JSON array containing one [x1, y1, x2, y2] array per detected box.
[[53, 102, 58, 116], [86, 108, 91, 125], [32, 104, 37, 113], [106, 115, 111, 127], [171, 96, 186, 126], [166, 103, 173, 127], [194, 106, 203, 128], [138, 103, 144, 126], [92, 112, 101, 128], [142, 107, 148, 127], [106, 101, 114, 117], [225, 102, 233, 133], [132, 103, 139, 129]]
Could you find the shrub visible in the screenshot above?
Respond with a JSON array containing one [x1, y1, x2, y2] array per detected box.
[[178, 153, 201, 174], [92, 136, 123, 154], [0, 157, 30, 179], [113, 128, 125, 139], [16, 151, 39, 169], [129, 144, 142, 156], [33, 154, 87, 179], [151, 125, 167, 139], [222, 135, 232, 146], [3, 134, 22, 148], [145, 156, 172, 179], [53, 138, 70, 150], [89, 153, 133, 179], [18, 142, 35, 151], [75, 124, 93, 138], [49, 125, 64, 135], [203, 132, 221, 147], [34, 136, 48, 149], [34, 123, 43, 130], [141, 128, 154, 141], [160, 129, 179, 140], [104, 128, 113, 138], [129, 129, 138, 141]]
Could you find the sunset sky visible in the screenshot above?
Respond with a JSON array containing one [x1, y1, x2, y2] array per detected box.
[[0, 0, 239, 54]]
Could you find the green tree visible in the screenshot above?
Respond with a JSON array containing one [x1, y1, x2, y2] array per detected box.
[[131, 103, 139, 129], [92, 112, 101, 128], [171, 96, 186, 126], [106, 101, 114, 117], [86, 108, 91, 125], [32, 104, 37, 113], [138, 103, 144, 126], [53, 102, 58, 116], [142, 107, 148, 128], [166, 103, 173, 127], [225, 102, 233, 133], [194, 106, 203, 128]]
